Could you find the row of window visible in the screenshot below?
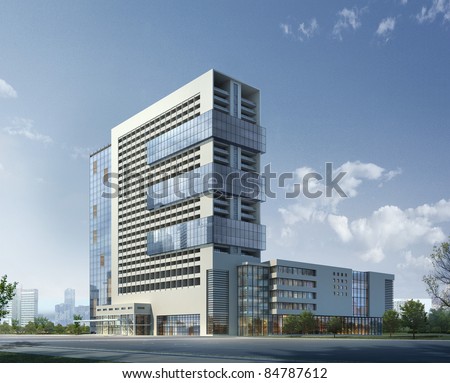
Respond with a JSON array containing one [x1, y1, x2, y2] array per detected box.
[[118, 277, 200, 294], [118, 95, 199, 151], [118, 265, 200, 284], [272, 266, 316, 277], [271, 278, 317, 288], [270, 290, 316, 300], [271, 303, 317, 311]]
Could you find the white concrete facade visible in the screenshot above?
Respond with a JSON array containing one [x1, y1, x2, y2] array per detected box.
[[99, 69, 264, 336]]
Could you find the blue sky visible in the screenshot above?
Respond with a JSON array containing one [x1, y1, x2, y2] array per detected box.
[[1, 0, 450, 312]]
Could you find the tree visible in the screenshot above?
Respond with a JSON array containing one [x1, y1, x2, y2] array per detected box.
[[383, 309, 401, 337], [11, 319, 21, 334], [73, 314, 82, 335], [0, 275, 18, 320], [299, 311, 317, 334], [423, 239, 450, 308], [327, 317, 342, 338], [400, 300, 427, 339], [35, 317, 55, 334], [283, 315, 302, 335], [282, 312, 317, 335], [428, 308, 450, 333], [0, 322, 12, 334], [24, 321, 37, 334]]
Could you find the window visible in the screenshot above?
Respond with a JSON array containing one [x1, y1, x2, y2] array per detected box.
[[93, 160, 97, 174]]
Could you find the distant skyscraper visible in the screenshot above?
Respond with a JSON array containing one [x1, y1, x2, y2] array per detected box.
[[54, 288, 79, 325], [1, 286, 39, 326], [19, 289, 38, 326], [64, 288, 75, 309]]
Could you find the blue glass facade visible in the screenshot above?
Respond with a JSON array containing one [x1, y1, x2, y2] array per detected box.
[[147, 216, 266, 256], [89, 146, 112, 326], [148, 109, 266, 164], [148, 162, 265, 210], [352, 271, 369, 316]]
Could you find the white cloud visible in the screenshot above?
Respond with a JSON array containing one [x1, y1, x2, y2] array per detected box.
[[397, 251, 431, 270], [0, 163, 4, 172], [416, 0, 450, 23], [376, 17, 396, 41], [3, 118, 53, 144], [277, 160, 450, 265], [400, 0, 408, 5], [333, 7, 364, 41], [0, 78, 18, 98], [407, 199, 450, 223], [279, 161, 399, 226], [280, 18, 319, 42], [328, 214, 353, 242], [280, 23, 292, 36], [281, 226, 294, 239], [349, 204, 447, 262], [298, 18, 319, 41]]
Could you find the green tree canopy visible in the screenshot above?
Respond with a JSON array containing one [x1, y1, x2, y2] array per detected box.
[[423, 239, 450, 308], [282, 314, 302, 335], [383, 309, 401, 337], [299, 311, 317, 334], [428, 308, 450, 333], [282, 311, 317, 335], [0, 275, 18, 320], [400, 300, 427, 339], [327, 317, 342, 338]]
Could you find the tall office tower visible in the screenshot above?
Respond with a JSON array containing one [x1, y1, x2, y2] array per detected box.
[[64, 288, 75, 308], [19, 289, 38, 326], [89, 145, 112, 330], [93, 70, 266, 335]]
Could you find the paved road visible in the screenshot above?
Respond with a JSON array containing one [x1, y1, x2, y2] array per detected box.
[[1, 335, 450, 363]]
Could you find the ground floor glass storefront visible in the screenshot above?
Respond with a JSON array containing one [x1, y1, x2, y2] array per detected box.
[[94, 314, 152, 335], [239, 315, 383, 336], [157, 314, 200, 336]]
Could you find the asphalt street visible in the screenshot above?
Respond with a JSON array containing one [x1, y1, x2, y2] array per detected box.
[[1, 335, 449, 363]]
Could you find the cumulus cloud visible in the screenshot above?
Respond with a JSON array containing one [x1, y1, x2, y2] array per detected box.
[[416, 0, 450, 23], [0, 79, 18, 98], [328, 214, 353, 242], [278, 160, 399, 226], [298, 18, 319, 41], [376, 17, 396, 41], [333, 7, 364, 41], [3, 118, 53, 144], [280, 18, 319, 42], [349, 203, 447, 262], [278, 160, 450, 265]]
